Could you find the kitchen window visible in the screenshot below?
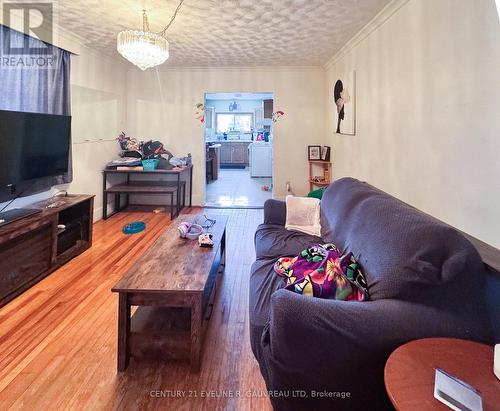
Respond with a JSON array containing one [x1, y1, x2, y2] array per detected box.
[[216, 113, 253, 133]]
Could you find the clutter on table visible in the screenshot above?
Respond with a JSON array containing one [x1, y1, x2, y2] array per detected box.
[[177, 216, 216, 247], [178, 221, 203, 240], [198, 233, 214, 248], [106, 132, 192, 171]]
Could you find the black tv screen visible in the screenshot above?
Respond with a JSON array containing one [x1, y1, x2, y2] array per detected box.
[[0, 109, 71, 187]]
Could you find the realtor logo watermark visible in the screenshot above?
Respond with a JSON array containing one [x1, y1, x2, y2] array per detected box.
[[0, 0, 58, 68]]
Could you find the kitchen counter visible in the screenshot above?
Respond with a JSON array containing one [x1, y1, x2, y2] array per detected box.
[[217, 141, 251, 166]]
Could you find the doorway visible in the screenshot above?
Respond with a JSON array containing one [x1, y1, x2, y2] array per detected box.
[[204, 92, 274, 208]]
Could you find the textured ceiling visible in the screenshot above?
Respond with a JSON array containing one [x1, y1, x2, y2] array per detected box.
[[57, 0, 391, 66]]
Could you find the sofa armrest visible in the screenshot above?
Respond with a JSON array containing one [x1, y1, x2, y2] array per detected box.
[[263, 199, 286, 226], [260, 290, 473, 410]]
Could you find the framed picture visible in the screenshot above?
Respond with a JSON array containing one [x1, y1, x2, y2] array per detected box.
[[308, 145, 322, 161], [321, 146, 331, 161], [333, 70, 356, 135]]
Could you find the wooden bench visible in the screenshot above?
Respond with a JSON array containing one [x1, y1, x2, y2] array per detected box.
[[104, 181, 185, 219], [102, 165, 193, 220]]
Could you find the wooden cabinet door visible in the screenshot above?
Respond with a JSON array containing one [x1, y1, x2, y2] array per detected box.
[[254, 107, 263, 128], [243, 143, 249, 165], [263, 99, 273, 119], [0, 224, 52, 303], [204, 107, 215, 129], [231, 144, 245, 164], [220, 144, 232, 163]]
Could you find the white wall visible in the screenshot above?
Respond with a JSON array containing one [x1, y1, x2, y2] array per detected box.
[[126, 67, 326, 204], [68, 48, 128, 220], [0, 37, 128, 221], [324, 0, 500, 248]]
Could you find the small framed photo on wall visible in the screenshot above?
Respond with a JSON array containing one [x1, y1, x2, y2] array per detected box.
[[321, 146, 331, 161], [308, 145, 322, 161]]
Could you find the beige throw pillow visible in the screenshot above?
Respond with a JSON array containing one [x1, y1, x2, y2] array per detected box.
[[285, 195, 321, 237]]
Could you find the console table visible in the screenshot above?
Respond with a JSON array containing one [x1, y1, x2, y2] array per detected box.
[[102, 165, 193, 220]]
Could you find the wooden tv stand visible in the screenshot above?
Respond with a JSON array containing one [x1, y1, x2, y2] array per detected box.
[[0, 194, 94, 308]]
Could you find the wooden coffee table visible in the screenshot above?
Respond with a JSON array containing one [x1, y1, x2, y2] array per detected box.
[[112, 213, 227, 372], [384, 338, 499, 410]]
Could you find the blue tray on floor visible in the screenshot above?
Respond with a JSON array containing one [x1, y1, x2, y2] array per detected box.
[[122, 221, 146, 235]]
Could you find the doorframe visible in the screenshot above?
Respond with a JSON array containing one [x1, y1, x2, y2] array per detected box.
[[203, 91, 275, 208]]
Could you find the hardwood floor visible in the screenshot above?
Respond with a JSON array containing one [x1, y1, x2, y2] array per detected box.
[[0, 208, 272, 411]]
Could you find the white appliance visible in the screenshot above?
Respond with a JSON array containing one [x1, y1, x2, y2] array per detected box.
[[249, 142, 272, 177]]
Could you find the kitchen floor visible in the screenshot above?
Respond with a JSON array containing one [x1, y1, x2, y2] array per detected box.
[[206, 168, 272, 207]]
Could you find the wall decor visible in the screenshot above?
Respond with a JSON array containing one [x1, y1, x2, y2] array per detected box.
[[195, 102, 205, 124], [321, 146, 331, 161], [229, 101, 239, 111], [272, 110, 285, 122], [333, 70, 355, 135], [308, 145, 322, 161]]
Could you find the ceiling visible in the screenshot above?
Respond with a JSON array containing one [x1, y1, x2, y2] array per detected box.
[[57, 0, 391, 67]]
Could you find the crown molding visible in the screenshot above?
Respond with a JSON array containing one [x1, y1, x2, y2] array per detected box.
[[323, 0, 410, 70], [126, 64, 325, 74], [128, 65, 326, 73]]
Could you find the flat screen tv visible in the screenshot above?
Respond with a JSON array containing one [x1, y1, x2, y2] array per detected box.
[[0, 109, 71, 191]]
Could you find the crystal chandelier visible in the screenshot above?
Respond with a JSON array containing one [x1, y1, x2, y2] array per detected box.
[[117, 1, 184, 71]]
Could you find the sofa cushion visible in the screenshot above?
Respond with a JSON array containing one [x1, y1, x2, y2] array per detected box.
[[251, 224, 323, 360], [320, 178, 486, 301], [254, 224, 322, 260], [285, 195, 321, 236], [248, 257, 285, 360]]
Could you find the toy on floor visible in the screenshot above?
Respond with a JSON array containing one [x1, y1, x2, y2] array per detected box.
[[122, 221, 146, 235], [262, 184, 273, 191]]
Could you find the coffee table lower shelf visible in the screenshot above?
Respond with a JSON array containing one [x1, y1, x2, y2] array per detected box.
[[115, 247, 225, 372]]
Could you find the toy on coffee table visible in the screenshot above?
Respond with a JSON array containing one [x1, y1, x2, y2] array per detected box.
[[177, 222, 203, 240], [198, 233, 214, 248]]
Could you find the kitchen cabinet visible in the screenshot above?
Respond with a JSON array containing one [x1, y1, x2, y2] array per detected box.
[[254, 107, 264, 128], [263, 99, 273, 119], [219, 142, 250, 166], [204, 107, 215, 129], [220, 144, 232, 163], [231, 144, 246, 163]]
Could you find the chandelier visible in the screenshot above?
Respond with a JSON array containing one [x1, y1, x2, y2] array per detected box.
[[117, 0, 184, 71]]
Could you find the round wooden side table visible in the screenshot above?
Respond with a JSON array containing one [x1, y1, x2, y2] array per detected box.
[[384, 338, 499, 410]]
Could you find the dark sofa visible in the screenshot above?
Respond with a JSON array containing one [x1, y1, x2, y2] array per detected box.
[[249, 177, 499, 411]]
